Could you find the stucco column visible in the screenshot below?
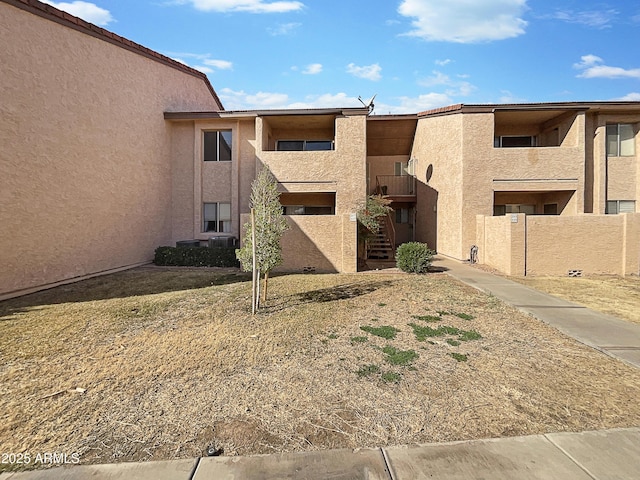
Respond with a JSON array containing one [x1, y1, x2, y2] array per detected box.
[[341, 213, 358, 273], [509, 213, 526, 276]]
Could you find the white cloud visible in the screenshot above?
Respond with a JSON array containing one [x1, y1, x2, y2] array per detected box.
[[267, 22, 302, 35], [346, 63, 382, 81], [547, 9, 617, 28], [219, 88, 290, 109], [41, 1, 113, 26], [618, 93, 640, 101], [302, 63, 323, 75], [435, 59, 452, 66], [398, 0, 527, 43], [376, 93, 453, 114], [498, 90, 527, 103], [418, 71, 451, 87], [203, 59, 233, 70], [574, 55, 640, 79], [288, 93, 362, 109], [214, 88, 468, 114], [183, 0, 303, 13], [169, 53, 233, 73], [417, 71, 475, 98]]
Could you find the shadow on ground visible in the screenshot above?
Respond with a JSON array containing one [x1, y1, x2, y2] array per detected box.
[[258, 280, 397, 314], [0, 267, 252, 320]]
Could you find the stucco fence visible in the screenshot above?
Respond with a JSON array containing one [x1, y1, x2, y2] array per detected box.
[[239, 213, 358, 274], [475, 213, 640, 276]]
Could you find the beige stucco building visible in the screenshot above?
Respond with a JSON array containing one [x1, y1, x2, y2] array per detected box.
[[0, 0, 221, 299], [2, 0, 640, 300], [411, 104, 640, 276]]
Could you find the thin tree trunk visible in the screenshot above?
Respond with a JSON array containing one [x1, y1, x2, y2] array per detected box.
[[256, 269, 261, 310], [262, 271, 269, 303], [251, 208, 257, 315]]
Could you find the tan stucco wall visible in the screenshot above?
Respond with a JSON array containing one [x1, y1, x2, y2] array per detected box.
[[171, 122, 197, 243], [239, 213, 357, 273], [462, 112, 585, 259], [591, 114, 640, 213], [411, 114, 464, 256], [477, 213, 640, 276], [0, 3, 218, 298], [475, 214, 525, 275], [257, 115, 367, 215]]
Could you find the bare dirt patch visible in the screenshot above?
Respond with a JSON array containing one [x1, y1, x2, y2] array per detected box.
[[2, 267, 640, 471], [511, 274, 640, 325]]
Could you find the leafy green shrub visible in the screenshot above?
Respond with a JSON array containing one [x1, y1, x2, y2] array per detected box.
[[153, 246, 240, 268], [382, 346, 418, 365], [450, 353, 468, 362], [381, 372, 402, 383], [360, 325, 400, 339], [395, 242, 434, 273], [356, 364, 380, 377]]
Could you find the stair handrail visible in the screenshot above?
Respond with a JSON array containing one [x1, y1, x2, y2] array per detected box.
[[384, 211, 396, 255]]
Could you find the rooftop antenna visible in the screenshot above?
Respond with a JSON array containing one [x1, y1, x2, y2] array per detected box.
[[358, 94, 376, 114]]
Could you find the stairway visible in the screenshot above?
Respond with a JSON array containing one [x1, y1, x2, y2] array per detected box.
[[366, 218, 394, 260]]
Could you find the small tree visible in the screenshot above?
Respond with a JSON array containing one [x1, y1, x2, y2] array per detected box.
[[357, 195, 393, 235], [356, 195, 393, 262], [236, 167, 289, 310]]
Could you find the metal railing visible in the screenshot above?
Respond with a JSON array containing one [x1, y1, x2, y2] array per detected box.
[[374, 175, 415, 196], [383, 211, 396, 255]]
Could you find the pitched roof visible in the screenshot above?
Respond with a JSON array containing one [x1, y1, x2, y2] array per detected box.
[[418, 101, 640, 117], [2, 0, 224, 109]]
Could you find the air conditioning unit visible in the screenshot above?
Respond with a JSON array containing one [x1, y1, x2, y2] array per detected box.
[[176, 240, 201, 248], [208, 237, 237, 248]]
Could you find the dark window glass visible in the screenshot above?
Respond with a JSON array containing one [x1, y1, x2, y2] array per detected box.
[[305, 141, 333, 151], [500, 136, 535, 147], [204, 131, 232, 161], [277, 141, 305, 151]]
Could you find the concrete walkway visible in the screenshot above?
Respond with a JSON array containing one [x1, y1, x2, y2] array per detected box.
[[2, 428, 639, 479], [436, 257, 640, 369], [3, 258, 640, 479]]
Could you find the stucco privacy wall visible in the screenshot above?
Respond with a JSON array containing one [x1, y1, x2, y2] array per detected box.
[[0, 1, 219, 298], [411, 113, 464, 257], [476, 214, 640, 276], [239, 214, 357, 273], [462, 112, 585, 259]]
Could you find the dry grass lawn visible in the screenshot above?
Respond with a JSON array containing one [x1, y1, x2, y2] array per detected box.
[[2, 267, 640, 471], [511, 274, 640, 325]]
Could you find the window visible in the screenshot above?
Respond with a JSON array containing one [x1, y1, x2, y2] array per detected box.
[[283, 205, 334, 215], [493, 204, 536, 215], [606, 200, 636, 214], [395, 208, 410, 224], [204, 131, 232, 161], [276, 140, 334, 151], [495, 136, 536, 148], [607, 124, 635, 157], [394, 162, 409, 176], [280, 192, 336, 215], [203, 202, 231, 232]]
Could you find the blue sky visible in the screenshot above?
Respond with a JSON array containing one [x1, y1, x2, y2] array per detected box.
[[42, 0, 640, 113]]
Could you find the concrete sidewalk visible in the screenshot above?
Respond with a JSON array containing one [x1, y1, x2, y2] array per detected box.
[[436, 257, 640, 369], [2, 427, 639, 479]]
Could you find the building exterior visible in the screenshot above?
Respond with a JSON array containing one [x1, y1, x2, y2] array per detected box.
[[164, 109, 369, 274], [1, 0, 639, 300], [411, 103, 640, 276], [0, 0, 221, 299]]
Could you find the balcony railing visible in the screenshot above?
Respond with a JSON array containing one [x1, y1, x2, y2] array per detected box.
[[374, 175, 415, 196]]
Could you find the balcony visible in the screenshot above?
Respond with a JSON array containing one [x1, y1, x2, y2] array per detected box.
[[373, 175, 416, 202]]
